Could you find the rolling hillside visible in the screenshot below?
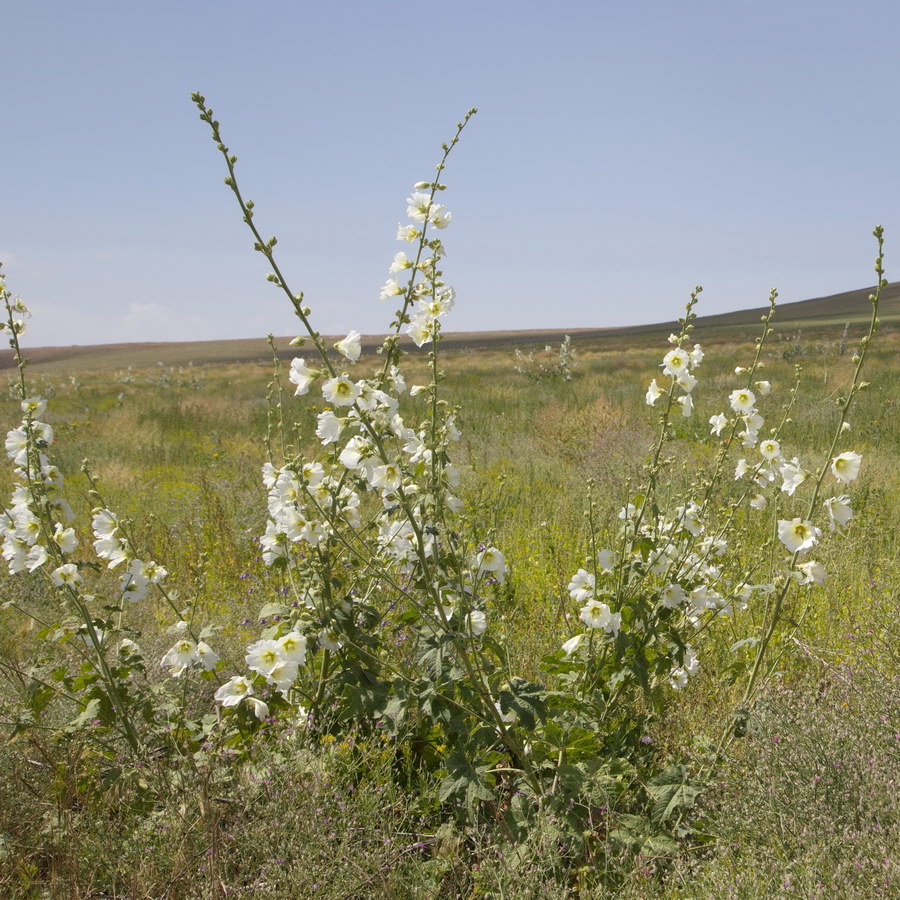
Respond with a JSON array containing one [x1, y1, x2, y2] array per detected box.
[[3, 281, 896, 373]]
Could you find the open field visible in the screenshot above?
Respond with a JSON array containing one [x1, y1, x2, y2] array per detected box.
[[1, 291, 898, 898]]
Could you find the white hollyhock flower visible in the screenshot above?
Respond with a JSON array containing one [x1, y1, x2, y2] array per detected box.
[[675, 502, 703, 536], [661, 348, 690, 377], [429, 205, 452, 229], [50, 563, 81, 587], [161, 639, 198, 677], [320, 629, 343, 652], [645, 379, 664, 406], [406, 191, 433, 222], [246, 639, 282, 677], [831, 451, 862, 484], [260, 521, 288, 566], [677, 394, 693, 418], [567, 568, 595, 603], [755, 380, 771, 395], [777, 518, 821, 553], [92, 509, 118, 540], [709, 413, 728, 436], [562, 633, 586, 656], [5, 427, 27, 463], [465, 610, 487, 636], [759, 439, 781, 461], [669, 667, 689, 689], [21, 397, 47, 417], [53, 523, 78, 554], [215, 675, 253, 707], [689, 344, 704, 368], [750, 493, 768, 511], [266, 659, 299, 693], [597, 549, 616, 572], [288, 358, 317, 396], [334, 330, 362, 363], [728, 388, 756, 415], [371, 463, 402, 493], [322, 376, 360, 407], [277, 632, 308, 665], [824, 495, 853, 531], [734, 459, 750, 480], [405, 317, 433, 347], [474, 547, 506, 583], [797, 560, 826, 586], [660, 583, 686, 609], [579, 599, 620, 634], [316, 410, 343, 445], [396, 224, 419, 242]]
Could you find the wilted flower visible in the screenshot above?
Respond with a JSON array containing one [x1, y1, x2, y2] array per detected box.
[[245, 696, 270, 720], [379, 277, 405, 301], [779, 457, 806, 496], [797, 560, 826, 586], [677, 394, 693, 417], [316, 410, 343, 445], [288, 358, 317, 396], [197, 641, 219, 670], [645, 379, 664, 406], [824, 494, 853, 531], [561, 633, 586, 656], [597, 549, 616, 572], [709, 413, 728, 436]]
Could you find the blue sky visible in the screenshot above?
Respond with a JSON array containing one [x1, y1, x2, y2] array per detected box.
[[3, 0, 898, 347]]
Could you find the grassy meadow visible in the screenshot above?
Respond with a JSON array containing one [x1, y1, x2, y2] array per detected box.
[[1, 305, 898, 898]]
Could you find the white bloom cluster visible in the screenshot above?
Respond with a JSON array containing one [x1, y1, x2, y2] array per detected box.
[[1, 376, 71, 575], [92, 508, 167, 602], [646, 342, 704, 416], [378, 186, 457, 347]]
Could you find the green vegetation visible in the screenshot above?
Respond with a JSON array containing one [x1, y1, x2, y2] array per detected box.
[[1, 313, 896, 897], [0, 99, 897, 898]]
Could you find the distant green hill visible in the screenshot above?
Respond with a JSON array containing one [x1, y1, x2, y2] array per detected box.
[[4, 282, 895, 372]]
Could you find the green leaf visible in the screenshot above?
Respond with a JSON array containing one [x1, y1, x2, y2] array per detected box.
[[647, 765, 701, 825], [258, 602, 289, 619]]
